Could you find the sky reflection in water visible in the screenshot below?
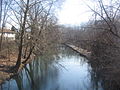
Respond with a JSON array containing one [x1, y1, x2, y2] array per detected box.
[[0, 47, 103, 90]]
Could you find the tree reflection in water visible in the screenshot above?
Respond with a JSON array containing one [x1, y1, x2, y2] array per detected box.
[[15, 50, 60, 90], [0, 46, 110, 90], [89, 59, 120, 90]]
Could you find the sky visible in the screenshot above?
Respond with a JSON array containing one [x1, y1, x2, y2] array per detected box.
[[57, 0, 93, 26], [6, 0, 94, 28], [5, 0, 114, 28]]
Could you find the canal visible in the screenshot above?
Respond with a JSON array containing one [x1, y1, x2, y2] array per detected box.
[[0, 47, 103, 90]]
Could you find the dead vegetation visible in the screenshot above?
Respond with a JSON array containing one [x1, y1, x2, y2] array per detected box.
[[60, 0, 120, 89]]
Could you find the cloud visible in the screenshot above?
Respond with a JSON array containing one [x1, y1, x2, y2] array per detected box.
[[57, 0, 93, 25]]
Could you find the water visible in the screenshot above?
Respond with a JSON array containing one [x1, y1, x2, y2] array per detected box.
[[0, 47, 103, 90]]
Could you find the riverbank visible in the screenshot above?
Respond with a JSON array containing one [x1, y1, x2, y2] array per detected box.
[[0, 45, 102, 90], [0, 51, 34, 85], [65, 44, 91, 58], [0, 44, 90, 85]]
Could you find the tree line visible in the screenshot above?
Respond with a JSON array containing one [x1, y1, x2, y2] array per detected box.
[[0, 0, 62, 72], [61, 0, 120, 89]]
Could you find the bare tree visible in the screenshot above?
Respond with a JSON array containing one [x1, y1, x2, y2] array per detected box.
[[86, 0, 120, 38], [13, 0, 30, 71], [0, 0, 2, 25], [0, 0, 12, 51], [7, 0, 62, 72]]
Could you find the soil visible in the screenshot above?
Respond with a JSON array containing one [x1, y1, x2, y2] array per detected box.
[[0, 51, 30, 85]]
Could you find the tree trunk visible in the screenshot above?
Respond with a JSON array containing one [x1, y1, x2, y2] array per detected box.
[[14, 0, 30, 72]]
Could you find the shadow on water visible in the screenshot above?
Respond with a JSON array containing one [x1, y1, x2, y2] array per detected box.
[[0, 46, 109, 90], [89, 57, 120, 90]]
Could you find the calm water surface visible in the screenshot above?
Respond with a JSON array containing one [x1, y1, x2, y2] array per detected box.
[[0, 47, 103, 90]]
